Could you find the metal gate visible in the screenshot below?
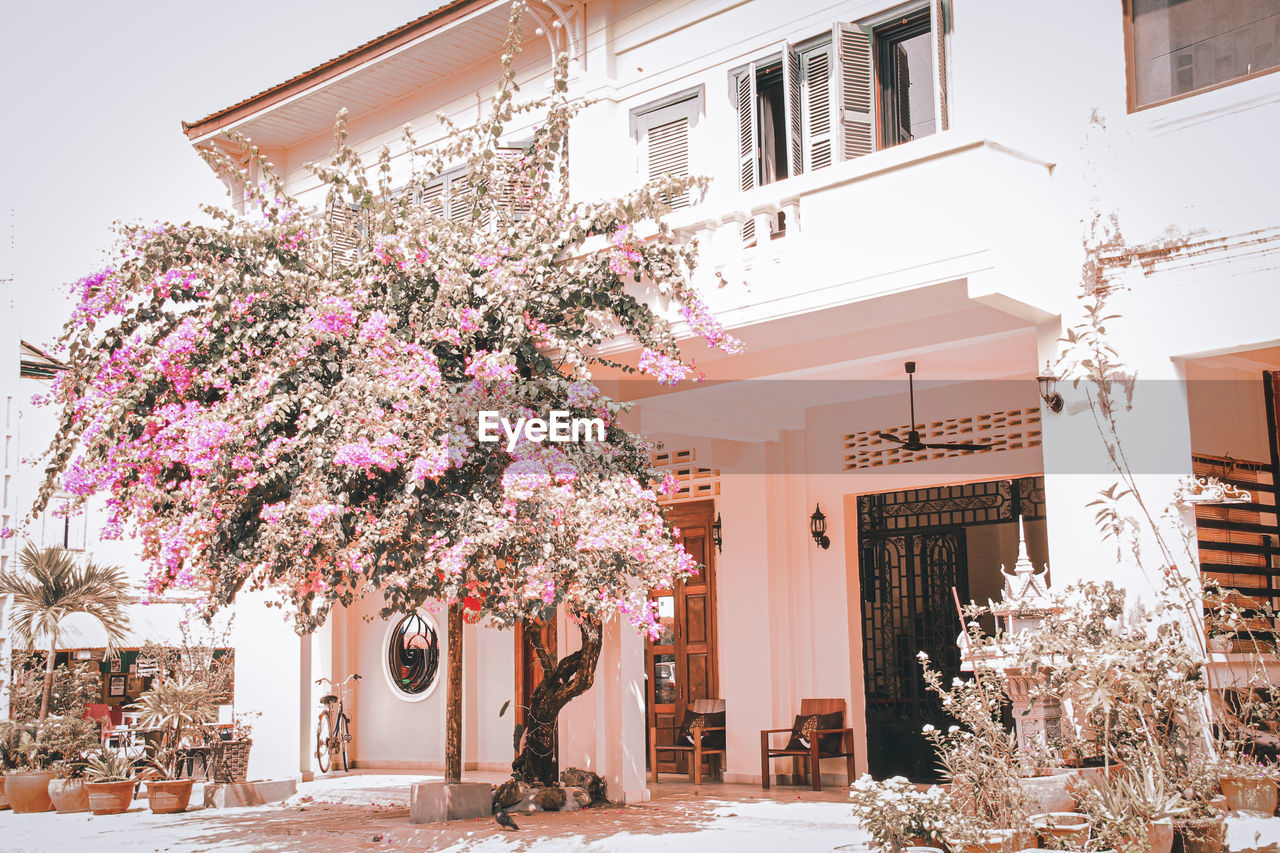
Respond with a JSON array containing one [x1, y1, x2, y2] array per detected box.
[[858, 477, 1045, 780]]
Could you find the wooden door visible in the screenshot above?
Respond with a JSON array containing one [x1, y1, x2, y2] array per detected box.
[[514, 618, 558, 773], [647, 499, 718, 774]]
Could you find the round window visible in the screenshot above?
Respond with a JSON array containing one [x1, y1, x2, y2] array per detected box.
[[385, 612, 441, 698]]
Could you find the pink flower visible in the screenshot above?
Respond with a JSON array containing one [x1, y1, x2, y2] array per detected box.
[[260, 502, 287, 524], [637, 348, 691, 386], [308, 296, 357, 335], [307, 504, 339, 526]]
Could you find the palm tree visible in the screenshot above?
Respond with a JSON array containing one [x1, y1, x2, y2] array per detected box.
[[0, 543, 131, 734]]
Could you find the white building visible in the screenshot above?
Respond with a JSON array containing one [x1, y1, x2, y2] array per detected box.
[[181, 0, 1280, 798]]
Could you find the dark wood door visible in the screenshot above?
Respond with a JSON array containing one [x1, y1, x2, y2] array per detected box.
[[647, 499, 718, 774], [515, 618, 557, 773]]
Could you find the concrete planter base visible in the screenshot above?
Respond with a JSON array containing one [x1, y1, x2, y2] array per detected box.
[[203, 779, 297, 809], [410, 781, 493, 824]]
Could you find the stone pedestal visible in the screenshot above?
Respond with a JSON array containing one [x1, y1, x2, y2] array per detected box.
[[1003, 668, 1062, 752], [409, 781, 493, 824], [203, 779, 297, 808]]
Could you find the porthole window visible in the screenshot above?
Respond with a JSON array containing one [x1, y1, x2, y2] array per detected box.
[[383, 611, 441, 701]]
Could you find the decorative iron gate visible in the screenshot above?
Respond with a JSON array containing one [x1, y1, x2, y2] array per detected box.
[[858, 477, 1045, 780]]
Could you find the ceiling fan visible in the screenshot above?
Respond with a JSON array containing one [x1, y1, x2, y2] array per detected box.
[[876, 362, 992, 453]]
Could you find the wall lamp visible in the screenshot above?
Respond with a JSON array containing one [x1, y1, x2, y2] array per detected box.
[[1037, 361, 1064, 413], [712, 513, 723, 553], [809, 504, 830, 550]]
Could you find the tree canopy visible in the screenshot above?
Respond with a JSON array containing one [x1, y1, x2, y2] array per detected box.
[[32, 12, 737, 646]]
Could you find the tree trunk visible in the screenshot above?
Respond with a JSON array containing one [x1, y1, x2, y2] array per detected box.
[[36, 641, 57, 740], [511, 614, 603, 786], [446, 603, 463, 783]]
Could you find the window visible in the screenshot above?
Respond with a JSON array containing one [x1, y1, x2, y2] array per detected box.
[[632, 89, 702, 209], [731, 3, 949, 202], [876, 9, 938, 147], [1127, 0, 1280, 109], [385, 611, 441, 699], [40, 495, 86, 551]]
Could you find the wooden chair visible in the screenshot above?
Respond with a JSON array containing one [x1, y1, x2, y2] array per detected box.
[[760, 697, 856, 791], [650, 698, 726, 784]]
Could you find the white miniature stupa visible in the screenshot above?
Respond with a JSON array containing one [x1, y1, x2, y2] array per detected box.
[[990, 516, 1055, 636]]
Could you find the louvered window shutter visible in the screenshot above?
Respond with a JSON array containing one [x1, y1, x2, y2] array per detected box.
[[784, 47, 803, 178], [647, 116, 691, 209], [327, 199, 362, 265], [930, 0, 950, 131], [447, 174, 473, 223], [736, 69, 758, 243], [798, 41, 835, 171], [495, 147, 532, 219], [834, 23, 875, 161], [420, 179, 446, 217]]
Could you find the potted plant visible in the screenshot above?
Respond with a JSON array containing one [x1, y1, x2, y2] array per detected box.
[[84, 751, 138, 815], [1078, 764, 1187, 853], [1171, 801, 1227, 853], [39, 716, 100, 813], [2, 722, 57, 814], [919, 646, 1035, 853], [132, 674, 218, 813], [1215, 752, 1278, 814], [848, 774, 953, 851], [210, 711, 257, 784]]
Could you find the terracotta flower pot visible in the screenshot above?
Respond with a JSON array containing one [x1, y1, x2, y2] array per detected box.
[[1030, 811, 1091, 844], [1020, 769, 1075, 813], [1127, 820, 1174, 853], [0, 775, 9, 810], [86, 780, 136, 815], [1172, 817, 1225, 853], [48, 777, 91, 813], [146, 778, 195, 814], [1220, 775, 1278, 814], [6, 770, 55, 813], [1151, 820, 1175, 853]]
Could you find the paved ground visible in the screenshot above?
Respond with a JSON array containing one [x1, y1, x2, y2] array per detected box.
[[4, 772, 1278, 852], [0, 772, 866, 853]]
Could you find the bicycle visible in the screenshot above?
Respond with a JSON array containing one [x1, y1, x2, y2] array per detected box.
[[314, 673, 360, 774]]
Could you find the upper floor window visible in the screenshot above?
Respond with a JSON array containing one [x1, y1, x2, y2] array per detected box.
[[41, 494, 86, 552], [732, 3, 949, 195], [1127, 0, 1280, 109], [632, 89, 702, 209], [877, 9, 938, 147]]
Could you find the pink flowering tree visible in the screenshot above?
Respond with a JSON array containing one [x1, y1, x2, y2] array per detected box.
[[32, 10, 739, 786]]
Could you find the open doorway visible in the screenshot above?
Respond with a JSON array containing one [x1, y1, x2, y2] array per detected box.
[[858, 476, 1048, 780]]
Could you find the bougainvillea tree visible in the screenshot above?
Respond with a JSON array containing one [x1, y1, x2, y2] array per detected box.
[[31, 8, 739, 784]]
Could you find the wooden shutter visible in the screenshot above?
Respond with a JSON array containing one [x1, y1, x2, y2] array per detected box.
[[799, 41, 835, 171], [420, 179, 446, 217], [447, 174, 472, 223], [647, 115, 691, 209], [834, 23, 875, 161], [784, 46, 803, 178], [494, 147, 532, 219], [930, 0, 950, 131], [327, 199, 362, 265], [735, 68, 758, 243]]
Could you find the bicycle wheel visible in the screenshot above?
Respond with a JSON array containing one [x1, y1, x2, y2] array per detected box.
[[315, 713, 332, 775], [337, 712, 350, 772]]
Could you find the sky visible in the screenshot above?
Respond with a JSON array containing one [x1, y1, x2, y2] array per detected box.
[[1, 1, 445, 351]]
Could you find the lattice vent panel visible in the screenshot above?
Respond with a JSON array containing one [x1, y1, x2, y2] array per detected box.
[[844, 407, 1042, 470], [651, 448, 720, 504]]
